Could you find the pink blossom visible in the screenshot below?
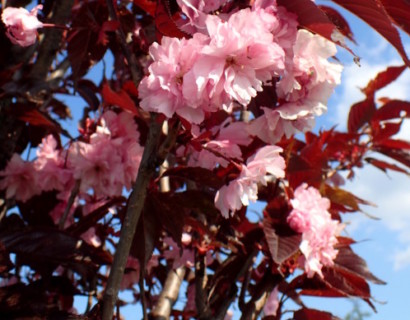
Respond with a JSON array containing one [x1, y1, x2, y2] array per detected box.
[[215, 146, 285, 218], [263, 285, 279, 316], [138, 34, 209, 124], [34, 135, 73, 192], [68, 111, 143, 197], [183, 10, 285, 111], [2, 5, 43, 46], [249, 30, 342, 144], [0, 154, 40, 202], [287, 184, 342, 277]]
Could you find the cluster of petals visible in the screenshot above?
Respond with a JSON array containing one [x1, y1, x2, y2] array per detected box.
[[287, 183, 343, 278], [249, 30, 343, 144], [68, 110, 143, 197], [139, 4, 289, 124], [215, 146, 285, 218], [0, 111, 143, 202], [2, 5, 43, 46]]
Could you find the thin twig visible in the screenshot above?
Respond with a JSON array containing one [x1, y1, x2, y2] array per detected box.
[[195, 250, 212, 319], [139, 276, 148, 320], [105, 0, 142, 87], [58, 179, 80, 229]]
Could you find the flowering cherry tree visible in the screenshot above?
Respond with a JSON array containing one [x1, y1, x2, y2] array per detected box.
[[0, 0, 409, 319]]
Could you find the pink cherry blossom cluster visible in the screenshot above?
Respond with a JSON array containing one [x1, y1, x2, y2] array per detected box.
[[287, 183, 343, 277], [215, 146, 285, 218], [1, 5, 43, 47], [0, 111, 143, 203], [138, 1, 290, 124]]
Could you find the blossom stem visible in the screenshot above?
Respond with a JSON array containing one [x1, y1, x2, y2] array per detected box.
[[58, 179, 80, 229]]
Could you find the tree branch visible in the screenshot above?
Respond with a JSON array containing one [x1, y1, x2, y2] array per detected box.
[[101, 115, 163, 320], [30, 0, 74, 81], [195, 250, 212, 319], [151, 266, 186, 319]]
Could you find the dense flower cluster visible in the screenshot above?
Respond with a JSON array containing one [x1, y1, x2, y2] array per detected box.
[[139, 2, 291, 123], [0, 111, 143, 238], [287, 184, 343, 277], [1, 5, 43, 46]]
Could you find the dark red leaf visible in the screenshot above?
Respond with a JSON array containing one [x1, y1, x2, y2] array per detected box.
[[98, 20, 120, 46], [319, 5, 356, 43], [263, 218, 301, 264], [322, 184, 373, 212], [331, 0, 410, 66], [334, 246, 386, 284], [375, 147, 410, 168], [372, 99, 410, 121], [155, 0, 188, 40], [375, 138, 410, 149], [77, 79, 100, 110], [380, 0, 410, 35], [322, 267, 371, 299], [16, 108, 58, 129], [362, 65, 406, 97], [371, 121, 402, 141], [365, 157, 409, 174], [347, 98, 376, 133], [162, 166, 225, 189], [46, 99, 72, 120], [294, 308, 339, 320], [277, 0, 357, 57], [134, 0, 157, 16], [101, 82, 139, 115]]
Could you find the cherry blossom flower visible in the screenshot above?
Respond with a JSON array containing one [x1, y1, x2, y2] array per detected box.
[[138, 34, 209, 124], [34, 135, 73, 193], [0, 154, 40, 202], [215, 146, 285, 218], [2, 5, 43, 46], [287, 184, 343, 277], [249, 30, 342, 144]]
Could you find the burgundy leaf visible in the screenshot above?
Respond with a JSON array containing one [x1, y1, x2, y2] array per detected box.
[[375, 147, 410, 168], [262, 218, 301, 265], [372, 99, 410, 121], [365, 157, 409, 174], [77, 79, 100, 110], [294, 308, 340, 320], [277, 0, 357, 57], [362, 65, 406, 97], [134, 0, 157, 16], [101, 82, 139, 115], [347, 98, 376, 133], [155, 0, 188, 40], [16, 108, 58, 129], [375, 138, 410, 149], [371, 121, 402, 142], [334, 246, 386, 284], [162, 166, 225, 189], [331, 0, 410, 66], [319, 5, 356, 43], [380, 0, 410, 35]]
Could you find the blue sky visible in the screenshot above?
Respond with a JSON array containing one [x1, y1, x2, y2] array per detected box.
[[61, 2, 410, 318]]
